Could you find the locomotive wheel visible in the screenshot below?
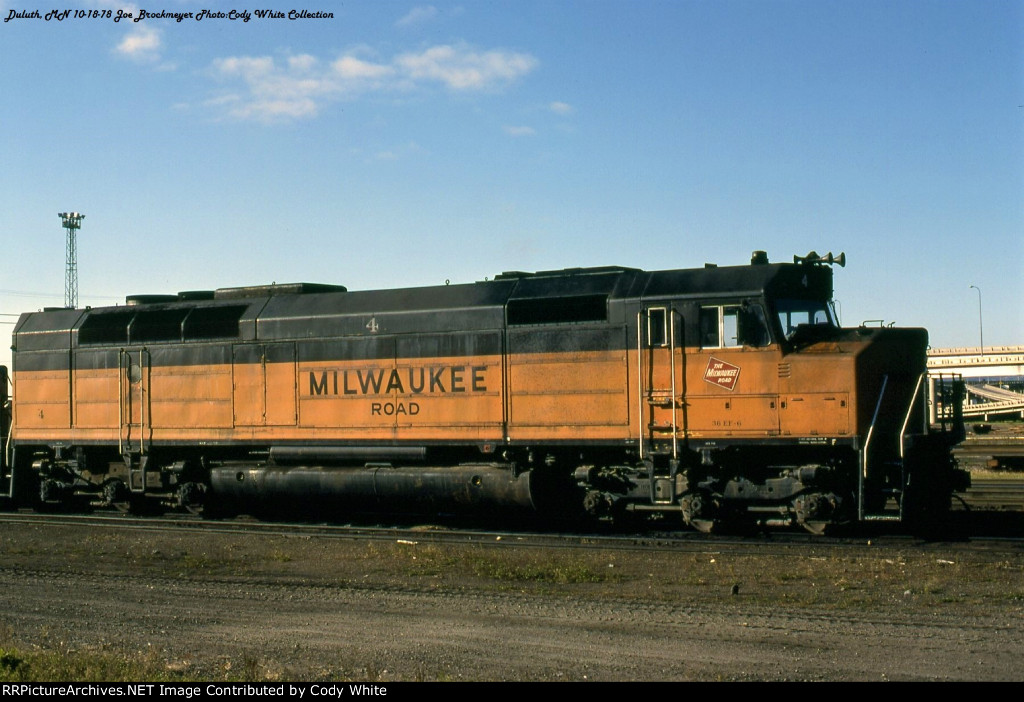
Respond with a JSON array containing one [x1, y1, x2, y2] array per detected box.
[[177, 482, 208, 516], [798, 519, 833, 536], [798, 513, 851, 536], [680, 491, 717, 533], [35, 479, 74, 512], [102, 479, 134, 513], [793, 492, 848, 536], [109, 495, 145, 514], [689, 518, 719, 534]]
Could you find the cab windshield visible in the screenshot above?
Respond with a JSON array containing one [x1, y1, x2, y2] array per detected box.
[[774, 298, 837, 340]]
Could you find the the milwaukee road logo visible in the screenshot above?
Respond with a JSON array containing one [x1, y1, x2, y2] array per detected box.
[[703, 357, 740, 391], [308, 365, 489, 397]]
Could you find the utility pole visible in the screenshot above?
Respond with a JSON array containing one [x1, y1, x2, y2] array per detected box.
[[58, 212, 84, 309], [969, 285, 984, 356]]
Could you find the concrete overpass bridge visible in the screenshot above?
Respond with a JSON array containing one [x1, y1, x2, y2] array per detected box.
[[927, 346, 1024, 419]]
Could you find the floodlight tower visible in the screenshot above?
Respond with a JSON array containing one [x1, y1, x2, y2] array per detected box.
[[58, 212, 84, 309]]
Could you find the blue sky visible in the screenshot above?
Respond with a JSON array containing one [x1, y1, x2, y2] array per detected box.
[[1, 0, 1021, 370]]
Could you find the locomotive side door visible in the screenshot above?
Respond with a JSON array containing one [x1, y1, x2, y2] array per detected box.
[[233, 343, 298, 427], [637, 306, 686, 471], [685, 302, 780, 437]]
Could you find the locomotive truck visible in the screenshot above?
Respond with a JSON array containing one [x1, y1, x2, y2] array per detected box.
[[0, 251, 967, 533]]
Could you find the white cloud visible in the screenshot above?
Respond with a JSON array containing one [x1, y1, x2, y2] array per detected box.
[[109, 2, 160, 62], [232, 98, 319, 121], [213, 56, 275, 79], [332, 56, 394, 81], [209, 56, 336, 122], [115, 25, 162, 62], [395, 45, 538, 90], [550, 101, 573, 115], [504, 125, 536, 137], [288, 54, 318, 72], [396, 5, 439, 28], [207, 44, 539, 123]]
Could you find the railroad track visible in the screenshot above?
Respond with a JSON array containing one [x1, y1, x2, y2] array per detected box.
[[0, 510, 695, 553], [959, 475, 1024, 511], [1, 495, 1021, 550], [954, 425, 1024, 471]]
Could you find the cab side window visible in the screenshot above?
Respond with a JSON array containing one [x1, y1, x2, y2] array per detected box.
[[701, 304, 770, 348], [647, 308, 667, 347], [738, 304, 770, 347], [699, 307, 720, 347]]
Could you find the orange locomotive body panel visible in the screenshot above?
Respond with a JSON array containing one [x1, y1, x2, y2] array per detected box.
[[12, 345, 861, 446], [12, 369, 71, 432], [638, 341, 859, 443], [20, 349, 635, 444], [678, 348, 784, 438], [18, 345, 860, 446]]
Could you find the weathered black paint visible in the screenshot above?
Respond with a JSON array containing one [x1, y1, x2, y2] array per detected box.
[[12, 260, 832, 372]]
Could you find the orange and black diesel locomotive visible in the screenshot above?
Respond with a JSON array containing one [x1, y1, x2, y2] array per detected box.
[[0, 251, 967, 533]]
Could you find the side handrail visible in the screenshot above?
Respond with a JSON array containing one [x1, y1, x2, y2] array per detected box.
[[635, 308, 682, 461], [862, 375, 889, 479], [859, 374, 888, 520], [636, 312, 644, 460], [669, 307, 678, 460], [2, 367, 11, 498], [139, 347, 147, 456], [118, 348, 150, 457], [118, 348, 125, 455], [898, 373, 925, 459]]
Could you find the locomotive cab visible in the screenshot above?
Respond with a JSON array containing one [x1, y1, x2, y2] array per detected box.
[[634, 252, 968, 534]]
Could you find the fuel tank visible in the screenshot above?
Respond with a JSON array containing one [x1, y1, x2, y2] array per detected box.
[[209, 461, 573, 516]]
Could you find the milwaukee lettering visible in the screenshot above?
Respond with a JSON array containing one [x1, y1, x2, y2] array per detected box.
[[308, 366, 488, 396]]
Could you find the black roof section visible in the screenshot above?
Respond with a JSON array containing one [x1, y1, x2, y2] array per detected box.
[[11, 253, 837, 346]]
